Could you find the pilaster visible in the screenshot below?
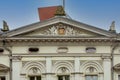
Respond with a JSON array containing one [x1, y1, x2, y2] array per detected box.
[[46, 57, 52, 80], [102, 55, 111, 80], [74, 57, 80, 80], [12, 56, 22, 80]]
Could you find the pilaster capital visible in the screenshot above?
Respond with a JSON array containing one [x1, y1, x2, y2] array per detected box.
[[101, 54, 112, 60], [12, 56, 22, 61]]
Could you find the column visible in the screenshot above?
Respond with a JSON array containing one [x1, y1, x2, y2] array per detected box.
[[74, 57, 80, 80], [103, 56, 111, 80], [46, 57, 52, 80]]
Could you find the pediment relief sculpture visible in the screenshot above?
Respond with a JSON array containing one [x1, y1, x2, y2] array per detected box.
[[24, 23, 98, 37], [46, 24, 77, 36]]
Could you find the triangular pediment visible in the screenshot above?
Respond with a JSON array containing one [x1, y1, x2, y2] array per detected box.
[[19, 23, 102, 37], [2, 17, 116, 37]]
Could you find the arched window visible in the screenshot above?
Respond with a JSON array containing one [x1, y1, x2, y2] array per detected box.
[[57, 67, 70, 80], [28, 67, 41, 80], [80, 61, 103, 80], [52, 61, 74, 80], [85, 67, 98, 80], [21, 61, 45, 80]]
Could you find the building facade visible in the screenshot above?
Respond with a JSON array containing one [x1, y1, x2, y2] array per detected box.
[[0, 6, 120, 80]]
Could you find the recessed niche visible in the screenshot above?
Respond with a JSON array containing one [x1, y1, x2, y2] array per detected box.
[[86, 47, 96, 53], [57, 47, 68, 53], [0, 48, 4, 53], [29, 48, 39, 52]]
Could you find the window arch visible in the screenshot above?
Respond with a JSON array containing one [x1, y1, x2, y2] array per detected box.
[[52, 61, 74, 73], [80, 61, 103, 73], [80, 61, 103, 80], [52, 61, 74, 80], [21, 61, 45, 80], [21, 61, 46, 74]]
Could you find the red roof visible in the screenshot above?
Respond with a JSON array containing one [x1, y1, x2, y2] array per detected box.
[[38, 6, 58, 21]]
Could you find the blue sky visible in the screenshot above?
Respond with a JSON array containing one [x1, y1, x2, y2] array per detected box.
[[0, 0, 120, 32]]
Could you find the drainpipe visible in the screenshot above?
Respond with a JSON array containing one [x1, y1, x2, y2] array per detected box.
[[111, 38, 119, 80], [2, 38, 12, 80]]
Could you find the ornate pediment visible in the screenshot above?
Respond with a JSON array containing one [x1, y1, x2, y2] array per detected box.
[[114, 63, 120, 71], [2, 17, 116, 37], [21, 23, 101, 37], [0, 64, 9, 72]]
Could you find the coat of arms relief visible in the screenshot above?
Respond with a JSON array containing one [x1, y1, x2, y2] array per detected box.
[[43, 23, 92, 36]]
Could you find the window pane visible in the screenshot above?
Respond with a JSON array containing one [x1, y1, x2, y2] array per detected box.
[[65, 75, 70, 80], [86, 75, 98, 80], [1, 77, 5, 80], [58, 76, 63, 80], [86, 76, 92, 80], [58, 75, 70, 80], [29, 76, 35, 80], [118, 75, 120, 80], [36, 76, 41, 80]]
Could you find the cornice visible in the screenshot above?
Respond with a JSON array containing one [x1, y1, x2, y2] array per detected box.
[[4, 36, 115, 43], [12, 53, 110, 57]]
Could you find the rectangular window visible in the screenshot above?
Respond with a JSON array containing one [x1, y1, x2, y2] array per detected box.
[[29, 76, 41, 80], [0, 76, 6, 80], [58, 75, 70, 80], [118, 75, 120, 80], [85, 75, 98, 80]]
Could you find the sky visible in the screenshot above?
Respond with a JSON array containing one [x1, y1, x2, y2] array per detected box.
[[0, 0, 120, 32]]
